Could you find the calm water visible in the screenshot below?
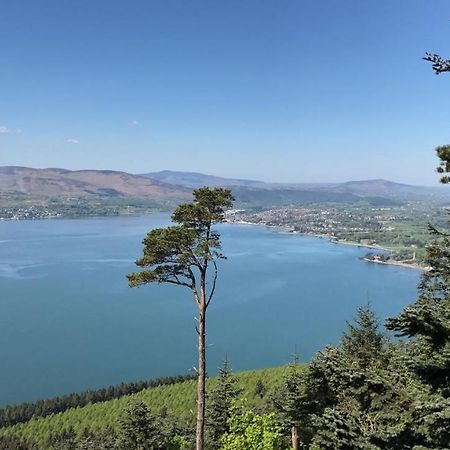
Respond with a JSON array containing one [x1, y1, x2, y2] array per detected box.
[[0, 215, 420, 406]]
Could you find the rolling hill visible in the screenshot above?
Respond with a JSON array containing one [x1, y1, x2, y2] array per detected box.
[[141, 170, 446, 201], [140, 170, 267, 189], [317, 178, 447, 200], [1, 166, 447, 215], [0, 166, 191, 205]]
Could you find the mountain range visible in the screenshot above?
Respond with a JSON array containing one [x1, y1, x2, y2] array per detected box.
[[1, 166, 447, 210], [144, 169, 442, 192]]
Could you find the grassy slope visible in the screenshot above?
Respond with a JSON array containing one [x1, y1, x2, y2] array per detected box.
[[0, 366, 298, 448]]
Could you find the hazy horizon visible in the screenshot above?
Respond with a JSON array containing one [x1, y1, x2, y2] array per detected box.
[[1, 0, 450, 185]]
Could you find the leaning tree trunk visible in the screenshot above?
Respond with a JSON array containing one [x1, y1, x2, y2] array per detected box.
[[196, 300, 207, 450], [291, 425, 299, 450]]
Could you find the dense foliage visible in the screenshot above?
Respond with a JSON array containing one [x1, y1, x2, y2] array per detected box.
[[220, 400, 284, 450]]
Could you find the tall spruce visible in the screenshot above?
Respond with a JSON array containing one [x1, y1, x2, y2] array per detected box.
[[118, 400, 160, 449], [207, 357, 241, 448], [341, 304, 385, 368], [128, 187, 234, 450], [271, 358, 305, 450]]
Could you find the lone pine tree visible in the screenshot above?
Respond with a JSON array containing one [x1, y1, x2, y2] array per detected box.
[[128, 187, 234, 450]]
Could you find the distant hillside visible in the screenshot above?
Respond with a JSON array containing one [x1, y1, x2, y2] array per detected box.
[[140, 170, 267, 188], [229, 186, 401, 208], [142, 171, 447, 201], [0, 166, 191, 206], [140, 172, 402, 207], [319, 179, 444, 199], [2, 166, 447, 216]]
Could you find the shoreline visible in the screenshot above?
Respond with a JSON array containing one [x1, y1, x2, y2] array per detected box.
[[227, 219, 424, 271], [361, 257, 424, 271], [1, 213, 425, 271]]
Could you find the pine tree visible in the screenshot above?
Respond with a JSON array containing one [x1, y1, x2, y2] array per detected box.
[[254, 379, 266, 400], [207, 357, 241, 448], [118, 400, 160, 450], [308, 407, 367, 450], [128, 187, 234, 450], [271, 357, 306, 450], [341, 304, 385, 368]]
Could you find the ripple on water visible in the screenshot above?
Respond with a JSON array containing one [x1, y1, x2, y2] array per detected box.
[[0, 262, 47, 279]]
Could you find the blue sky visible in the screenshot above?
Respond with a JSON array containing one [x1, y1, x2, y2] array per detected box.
[[1, 0, 450, 184]]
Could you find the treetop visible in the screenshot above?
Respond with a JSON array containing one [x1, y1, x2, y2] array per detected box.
[[172, 187, 234, 228]]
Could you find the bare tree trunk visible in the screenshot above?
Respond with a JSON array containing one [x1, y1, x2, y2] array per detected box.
[[196, 301, 206, 450], [291, 425, 299, 450], [196, 229, 210, 450]]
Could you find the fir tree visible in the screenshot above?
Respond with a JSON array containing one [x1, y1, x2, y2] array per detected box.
[[341, 304, 385, 368], [254, 379, 266, 400], [118, 400, 160, 450], [308, 407, 368, 450], [271, 358, 306, 450], [207, 357, 241, 448]]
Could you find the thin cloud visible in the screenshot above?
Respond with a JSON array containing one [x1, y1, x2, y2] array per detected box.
[[0, 126, 22, 134], [130, 120, 139, 126], [66, 138, 79, 144]]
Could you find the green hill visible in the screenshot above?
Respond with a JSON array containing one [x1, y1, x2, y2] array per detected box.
[[0, 366, 297, 449]]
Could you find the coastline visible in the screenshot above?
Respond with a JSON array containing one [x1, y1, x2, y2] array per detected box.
[[361, 257, 424, 271], [1, 213, 425, 271], [227, 218, 424, 271]]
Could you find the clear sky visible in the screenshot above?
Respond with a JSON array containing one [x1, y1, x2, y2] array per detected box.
[[1, 0, 450, 185]]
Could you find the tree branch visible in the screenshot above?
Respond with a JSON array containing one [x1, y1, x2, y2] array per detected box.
[[206, 260, 218, 308], [423, 52, 450, 74], [181, 243, 205, 271], [187, 268, 201, 307], [164, 279, 193, 288]]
